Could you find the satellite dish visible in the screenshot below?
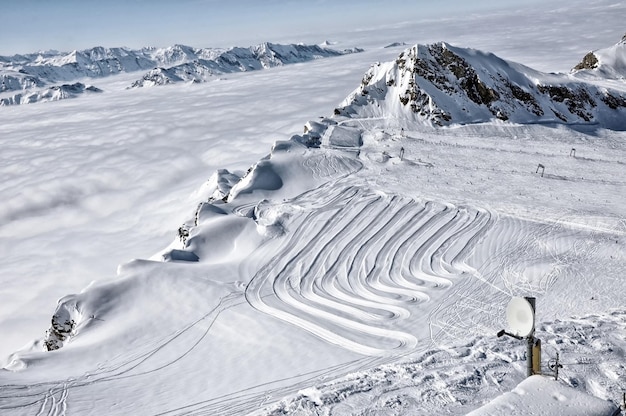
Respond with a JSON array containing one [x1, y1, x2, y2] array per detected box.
[[506, 297, 535, 337]]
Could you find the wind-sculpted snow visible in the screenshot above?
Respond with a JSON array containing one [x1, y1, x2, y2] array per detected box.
[[245, 183, 495, 356]]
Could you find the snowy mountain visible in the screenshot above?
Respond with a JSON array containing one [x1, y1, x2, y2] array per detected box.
[[336, 41, 626, 128], [129, 43, 363, 87], [0, 47, 155, 90], [0, 72, 44, 92], [572, 33, 626, 79], [0, 82, 101, 106], [0, 42, 362, 93]]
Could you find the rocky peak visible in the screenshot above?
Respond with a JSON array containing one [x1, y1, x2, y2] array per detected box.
[[336, 42, 626, 129], [573, 52, 599, 71], [571, 34, 626, 78]]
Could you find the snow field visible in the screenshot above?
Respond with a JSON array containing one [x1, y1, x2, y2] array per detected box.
[[258, 310, 626, 415]]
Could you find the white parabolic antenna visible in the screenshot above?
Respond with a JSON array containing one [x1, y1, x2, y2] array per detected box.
[[506, 297, 535, 337]]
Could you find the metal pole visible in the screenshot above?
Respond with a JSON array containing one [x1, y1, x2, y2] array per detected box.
[[527, 335, 534, 377], [525, 297, 536, 378], [532, 338, 542, 375], [555, 352, 561, 380]]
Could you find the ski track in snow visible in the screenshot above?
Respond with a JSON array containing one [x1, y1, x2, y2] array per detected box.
[[258, 309, 626, 415], [0, 292, 243, 415], [244, 183, 497, 356]]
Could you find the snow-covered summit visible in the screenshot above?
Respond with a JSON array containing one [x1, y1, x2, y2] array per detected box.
[[150, 44, 201, 67], [0, 42, 363, 93], [572, 34, 626, 79], [14, 46, 156, 83], [0, 82, 101, 106], [130, 42, 363, 87], [336, 42, 626, 129]]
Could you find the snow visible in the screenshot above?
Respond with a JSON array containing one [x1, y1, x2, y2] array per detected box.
[[573, 35, 626, 80], [468, 375, 619, 415], [1, 1, 626, 415]]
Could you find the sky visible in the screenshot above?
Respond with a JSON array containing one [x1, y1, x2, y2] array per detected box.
[[0, 0, 549, 55]]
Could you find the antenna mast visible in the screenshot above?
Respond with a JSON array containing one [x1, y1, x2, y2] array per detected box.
[[497, 296, 540, 378]]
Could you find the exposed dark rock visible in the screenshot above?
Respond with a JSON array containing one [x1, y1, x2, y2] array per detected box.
[[507, 82, 544, 116], [537, 85, 595, 121], [602, 92, 626, 109], [573, 52, 599, 71], [43, 305, 78, 351]]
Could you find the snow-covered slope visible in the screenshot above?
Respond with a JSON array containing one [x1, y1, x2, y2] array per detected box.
[[260, 311, 626, 415], [572, 34, 626, 79], [468, 375, 619, 416], [336, 42, 626, 128], [0, 72, 44, 92], [0, 42, 362, 93]]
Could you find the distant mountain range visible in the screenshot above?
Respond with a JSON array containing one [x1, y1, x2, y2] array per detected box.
[[0, 42, 363, 105], [2, 35, 625, 125], [336, 35, 626, 129], [129, 43, 362, 88]]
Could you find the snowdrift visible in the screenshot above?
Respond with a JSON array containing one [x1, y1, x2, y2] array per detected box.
[[468, 375, 620, 416]]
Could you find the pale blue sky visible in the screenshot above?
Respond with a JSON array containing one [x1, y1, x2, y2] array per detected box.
[[1, 0, 545, 55]]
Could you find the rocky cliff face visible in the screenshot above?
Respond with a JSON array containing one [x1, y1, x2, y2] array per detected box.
[[336, 42, 626, 129]]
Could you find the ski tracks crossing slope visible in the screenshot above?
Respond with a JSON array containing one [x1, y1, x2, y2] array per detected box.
[[244, 184, 496, 356]]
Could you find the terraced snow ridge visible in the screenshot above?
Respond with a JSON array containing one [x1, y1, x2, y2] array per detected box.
[[245, 185, 494, 355]]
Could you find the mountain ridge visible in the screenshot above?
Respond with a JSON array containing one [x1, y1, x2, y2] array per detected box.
[[336, 39, 626, 129], [130, 42, 363, 88], [0, 42, 363, 97]]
